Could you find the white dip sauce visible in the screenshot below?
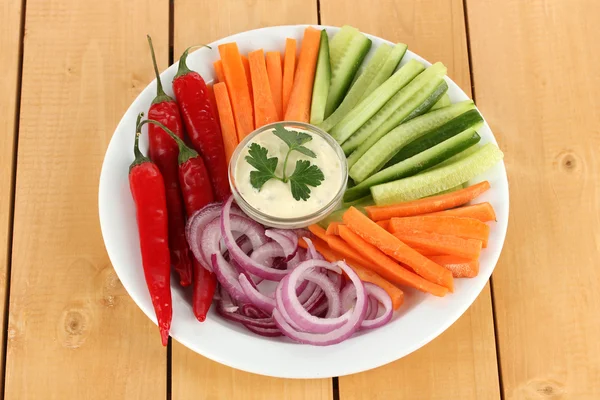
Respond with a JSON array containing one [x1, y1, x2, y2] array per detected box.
[[234, 127, 343, 219]]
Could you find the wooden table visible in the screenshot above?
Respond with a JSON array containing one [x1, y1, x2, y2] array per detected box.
[[1, 0, 598, 398]]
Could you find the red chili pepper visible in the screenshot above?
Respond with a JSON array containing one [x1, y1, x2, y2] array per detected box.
[[129, 113, 172, 346], [172, 47, 231, 201], [146, 36, 192, 287], [140, 119, 217, 322]]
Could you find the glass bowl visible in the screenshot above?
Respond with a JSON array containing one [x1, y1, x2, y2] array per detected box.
[[228, 121, 348, 229]]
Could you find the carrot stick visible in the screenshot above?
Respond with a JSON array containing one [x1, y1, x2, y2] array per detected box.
[[282, 38, 297, 116], [393, 230, 482, 260], [427, 202, 497, 222], [412, 247, 444, 257], [284, 27, 321, 122], [206, 83, 219, 120], [338, 226, 448, 297], [213, 60, 226, 83], [366, 181, 491, 221], [241, 55, 254, 109], [307, 225, 370, 266], [326, 222, 343, 236], [376, 220, 390, 230], [266, 51, 283, 120], [248, 50, 279, 129], [219, 43, 254, 140], [429, 255, 479, 278], [389, 215, 490, 247], [343, 207, 454, 291], [213, 82, 238, 163]]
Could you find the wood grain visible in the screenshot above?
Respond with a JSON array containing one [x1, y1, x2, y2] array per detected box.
[[4, 0, 169, 398], [171, 1, 332, 399], [0, 0, 22, 393], [319, 1, 501, 398], [466, 0, 600, 398], [172, 0, 332, 400]]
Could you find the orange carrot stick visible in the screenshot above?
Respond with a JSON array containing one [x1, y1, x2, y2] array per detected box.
[[326, 222, 343, 236], [338, 225, 448, 297], [307, 225, 370, 266], [213, 82, 238, 163], [389, 215, 490, 247], [376, 220, 390, 230], [343, 207, 454, 291], [412, 247, 444, 257], [266, 51, 283, 120], [241, 55, 254, 109], [213, 60, 226, 83], [284, 27, 321, 122], [393, 231, 482, 260], [219, 43, 254, 140], [282, 38, 297, 116], [427, 202, 496, 222], [365, 181, 491, 221], [429, 255, 479, 278], [248, 50, 279, 128]]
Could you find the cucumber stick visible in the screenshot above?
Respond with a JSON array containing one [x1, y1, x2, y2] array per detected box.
[[383, 108, 484, 168], [430, 183, 466, 196], [319, 43, 406, 132], [431, 93, 451, 110], [329, 26, 359, 68], [349, 100, 475, 182], [324, 32, 371, 118], [343, 127, 480, 202], [425, 144, 481, 171], [371, 142, 504, 205], [343, 62, 448, 158], [310, 30, 331, 125], [330, 59, 425, 144]]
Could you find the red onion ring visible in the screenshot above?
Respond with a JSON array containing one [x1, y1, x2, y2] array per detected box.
[[250, 242, 286, 266], [239, 273, 276, 313], [340, 282, 392, 330], [303, 237, 324, 260], [265, 229, 298, 261], [273, 261, 368, 346], [221, 196, 288, 281], [244, 324, 282, 337]]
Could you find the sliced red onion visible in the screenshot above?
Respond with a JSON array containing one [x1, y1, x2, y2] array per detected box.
[[265, 229, 298, 261], [211, 253, 248, 303], [240, 303, 270, 319], [244, 324, 282, 337], [309, 298, 329, 317], [273, 261, 368, 346], [303, 237, 324, 260], [279, 260, 348, 333], [251, 242, 286, 266], [221, 196, 288, 281], [239, 274, 276, 313], [287, 249, 305, 270], [216, 300, 276, 329], [340, 282, 392, 330]]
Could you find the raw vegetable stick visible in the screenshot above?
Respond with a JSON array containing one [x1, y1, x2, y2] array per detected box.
[[266, 51, 283, 120], [218, 43, 254, 140], [241, 55, 254, 108], [307, 224, 370, 266], [284, 27, 321, 122], [213, 82, 238, 163], [393, 231, 482, 260], [389, 215, 490, 247], [430, 255, 479, 278], [213, 60, 226, 83], [302, 236, 404, 310], [427, 202, 497, 222], [248, 49, 279, 128], [413, 246, 443, 256], [338, 225, 448, 297], [282, 38, 297, 115], [326, 222, 342, 236], [365, 181, 491, 221], [343, 207, 454, 291], [206, 84, 219, 121], [376, 220, 390, 230]]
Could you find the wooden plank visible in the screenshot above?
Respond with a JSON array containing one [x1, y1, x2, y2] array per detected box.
[[4, 0, 169, 398], [171, 2, 331, 399], [466, 0, 600, 398], [319, 1, 501, 399], [0, 0, 23, 393]]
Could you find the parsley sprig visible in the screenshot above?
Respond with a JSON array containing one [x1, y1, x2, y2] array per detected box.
[[245, 124, 325, 201]]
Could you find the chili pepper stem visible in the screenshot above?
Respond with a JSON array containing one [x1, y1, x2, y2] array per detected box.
[[130, 112, 150, 171], [147, 35, 173, 105], [138, 118, 199, 165], [174, 44, 212, 79]]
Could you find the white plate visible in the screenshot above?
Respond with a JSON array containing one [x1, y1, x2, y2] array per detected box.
[[99, 25, 508, 379]]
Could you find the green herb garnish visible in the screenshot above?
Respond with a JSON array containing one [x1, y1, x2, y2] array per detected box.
[[245, 124, 324, 201]]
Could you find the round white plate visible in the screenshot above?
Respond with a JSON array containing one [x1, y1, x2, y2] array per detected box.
[[99, 25, 508, 379]]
